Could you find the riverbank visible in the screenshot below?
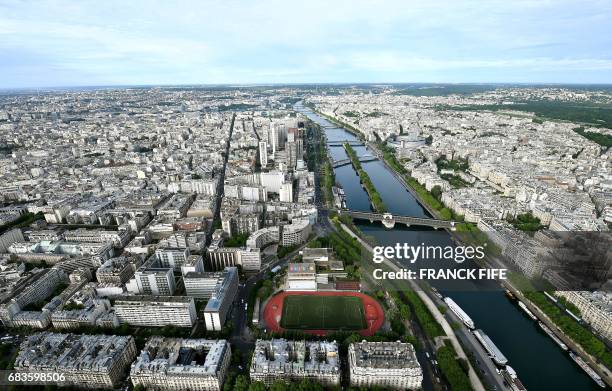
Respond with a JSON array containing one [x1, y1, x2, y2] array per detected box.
[[334, 218, 485, 391], [371, 140, 502, 255], [343, 143, 387, 213], [368, 125, 612, 385], [313, 108, 612, 388], [305, 119, 335, 207], [306, 103, 365, 140], [506, 286, 612, 387]]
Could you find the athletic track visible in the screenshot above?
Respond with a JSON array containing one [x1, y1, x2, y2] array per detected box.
[[262, 290, 385, 336]]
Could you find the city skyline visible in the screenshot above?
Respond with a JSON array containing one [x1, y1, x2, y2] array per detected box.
[[0, 81, 610, 391], [0, 1, 611, 389], [1, 0, 612, 88]]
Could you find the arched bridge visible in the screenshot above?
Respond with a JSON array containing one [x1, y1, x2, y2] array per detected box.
[[332, 155, 377, 168], [334, 209, 457, 230]]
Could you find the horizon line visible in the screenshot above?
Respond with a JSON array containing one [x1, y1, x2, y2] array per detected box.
[[2, 81, 612, 92]]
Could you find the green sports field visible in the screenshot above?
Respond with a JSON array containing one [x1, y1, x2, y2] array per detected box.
[[280, 295, 367, 330]]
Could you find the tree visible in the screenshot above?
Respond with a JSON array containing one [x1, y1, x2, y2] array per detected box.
[[233, 375, 250, 391], [248, 381, 267, 391], [223, 371, 237, 391], [270, 380, 289, 391], [296, 379, 324, 391], [431, 185, 442, 201], [232, 349, 243, 365]]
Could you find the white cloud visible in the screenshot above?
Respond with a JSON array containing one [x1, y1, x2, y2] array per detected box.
[[0, 0, 611, 86]]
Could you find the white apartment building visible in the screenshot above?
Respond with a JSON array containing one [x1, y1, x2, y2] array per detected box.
[[126, 266, 175, 296], [207, 246, 261, 272], [246, 226, 279, 249], [131, 337, 231, 391], [281, 218, 311, 246], [0, 267, 66, 328], [114, 296, 197, 327], [14, 332, 137, 389], [203, 267, 238, 331], [259, 141, 268, 167], [0, 228, 24, 253], [556, 291, 612, 341], [348, 341, 423, 390], [279, 182, 293, 202], [63, 228, 131, 248], [184, 271, 225, 299], [250, 339, 340, 386], [181, 255, 205, 276], [155, 247, 191, 271]]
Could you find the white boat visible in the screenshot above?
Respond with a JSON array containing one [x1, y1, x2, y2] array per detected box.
[[538, 322, 568, 351], [569, 352, 606, 388], [502, 366, 527, 391], [444, 297, 475, 329], [473, 329, 508, 366], [518, 301, 537, 321]]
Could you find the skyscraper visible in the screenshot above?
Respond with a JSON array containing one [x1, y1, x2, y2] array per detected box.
[[259, 141, 268, 167], [280, 182, 293, 203]]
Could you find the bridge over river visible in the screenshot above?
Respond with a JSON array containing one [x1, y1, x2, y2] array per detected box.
[[327, 140, 364, 147], [329, 208, 458, 230], [332, 155, 377, 168]]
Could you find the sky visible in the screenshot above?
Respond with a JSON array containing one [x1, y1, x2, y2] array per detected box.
[[0, 0, 611, 88]]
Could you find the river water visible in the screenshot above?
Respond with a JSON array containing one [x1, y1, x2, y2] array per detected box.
[[297, 102, 602, 391]]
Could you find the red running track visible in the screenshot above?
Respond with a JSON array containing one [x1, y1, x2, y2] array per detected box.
[[263, 290, 385, 336]]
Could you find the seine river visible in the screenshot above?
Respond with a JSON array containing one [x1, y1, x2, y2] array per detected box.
[[297, 102, 602, 391]]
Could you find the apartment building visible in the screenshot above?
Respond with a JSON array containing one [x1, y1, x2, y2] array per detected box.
[[131, 337, 231, 391], [250, 339, 340, 386], [114, 295, 197, 327], [14, 332, 137, 389], [348, 341, 423, 390]]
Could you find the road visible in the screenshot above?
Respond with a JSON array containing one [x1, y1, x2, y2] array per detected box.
[[335, 221, 490, 391], [205, 113, 235, 246], [228, 242, 310, 352]]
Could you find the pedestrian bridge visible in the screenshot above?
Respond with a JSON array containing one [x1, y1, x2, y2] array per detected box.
[[335, 209, 457, 230], [332, 155, 377, 168]]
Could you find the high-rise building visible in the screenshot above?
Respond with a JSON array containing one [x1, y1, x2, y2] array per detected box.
[[286, 141, 297, 169], [0, 228, 24, 253], [184, 271, 225, 299], [259, 141, 268, 167], [348, 341, 423, 390], [203, 267, 238, 331], [155, 247, 191, 271], [268, 123, 278, 154], [126, 266, 175, 296], [279, 182, 293, 203], [180, 255, 205, 276]]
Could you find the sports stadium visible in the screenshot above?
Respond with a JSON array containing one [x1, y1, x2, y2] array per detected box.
[[263, 290, 384, 336]]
